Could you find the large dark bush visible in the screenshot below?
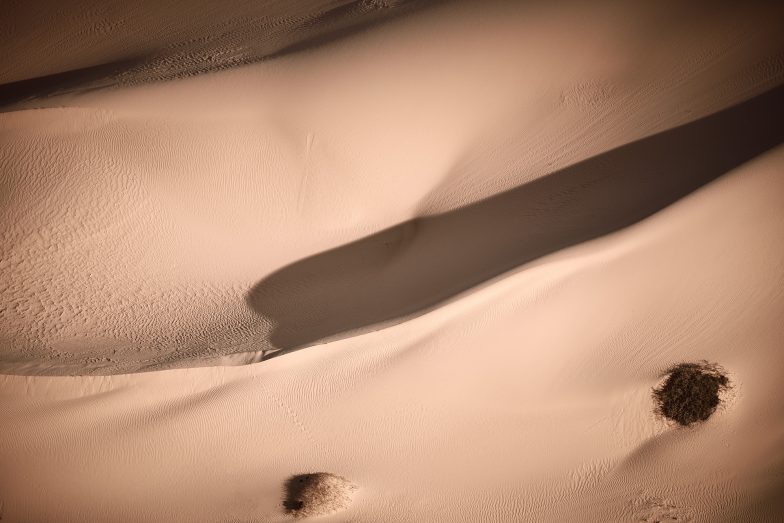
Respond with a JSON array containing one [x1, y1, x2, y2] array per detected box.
[[653, 362, 729, 426]]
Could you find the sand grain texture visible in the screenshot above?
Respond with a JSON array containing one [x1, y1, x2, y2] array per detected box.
[[1, 1, 783, 521]]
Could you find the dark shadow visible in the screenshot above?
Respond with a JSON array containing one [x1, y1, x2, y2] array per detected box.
[[247, 85, 784, 353], [0, 1, 442, 111], [616, 426, 691, 474], [0, 58, 144, 108], [282, 474, 314, 513], [264, 0, 446, 60]]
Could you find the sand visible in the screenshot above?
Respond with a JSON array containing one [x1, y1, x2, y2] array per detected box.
[[1, 1, 783, 521]]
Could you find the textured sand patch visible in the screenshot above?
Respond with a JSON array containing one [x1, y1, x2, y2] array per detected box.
[[283, 473, 358, 518]]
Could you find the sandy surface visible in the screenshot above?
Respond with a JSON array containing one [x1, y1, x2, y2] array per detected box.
[[0, 0, 438, 105], [1, 1, 783, 521]]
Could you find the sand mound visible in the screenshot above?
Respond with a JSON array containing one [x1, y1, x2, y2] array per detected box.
[[283, 472, 358, 518], [654, 362, 730, 426]]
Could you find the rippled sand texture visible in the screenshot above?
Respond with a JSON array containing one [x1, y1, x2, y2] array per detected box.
[[1, 1, 783, 522]]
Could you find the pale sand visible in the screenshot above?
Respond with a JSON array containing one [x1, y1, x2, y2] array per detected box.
[[1, 1, 783, 521]]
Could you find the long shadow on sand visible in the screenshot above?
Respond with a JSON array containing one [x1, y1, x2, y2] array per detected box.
[[0, 1, 441, 111], [0, 59, 145, 108], [248, 85, 784, 353]]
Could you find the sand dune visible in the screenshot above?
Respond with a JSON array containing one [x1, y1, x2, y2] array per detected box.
[[2, 0, 783, 375], [1, 1, 784, 521], [0, 0, 438, 107], [248, 85, 784, 352], [2, 146, 783, 521]]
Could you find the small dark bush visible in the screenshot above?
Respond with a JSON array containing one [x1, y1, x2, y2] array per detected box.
[[283, 472, 357, 518], [653, 361, 729, 426]]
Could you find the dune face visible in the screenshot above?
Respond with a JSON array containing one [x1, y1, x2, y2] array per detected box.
[[248, 86, 784, 352], [3, 0, 784, 376], [2, 1, 784, 522], [0, 0, 438, 108]]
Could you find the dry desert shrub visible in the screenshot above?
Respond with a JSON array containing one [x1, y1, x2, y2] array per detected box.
[[653, 361, 729, 426], [283, 472, 358, 518]]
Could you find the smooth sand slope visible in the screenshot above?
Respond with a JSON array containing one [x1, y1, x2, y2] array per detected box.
[[1, 1, 784, 521]]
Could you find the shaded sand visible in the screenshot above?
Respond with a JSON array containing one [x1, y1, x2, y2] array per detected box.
[[1, 146, 783, 521], [1, 1, 784, 522], [0, 0, 438, 107]]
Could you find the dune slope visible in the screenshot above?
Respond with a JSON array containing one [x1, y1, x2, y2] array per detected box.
[[1, 1, 784, 522], [2, 0, 783, 375], [1, 144, 783, 522], [248, 85, 784, 351]]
